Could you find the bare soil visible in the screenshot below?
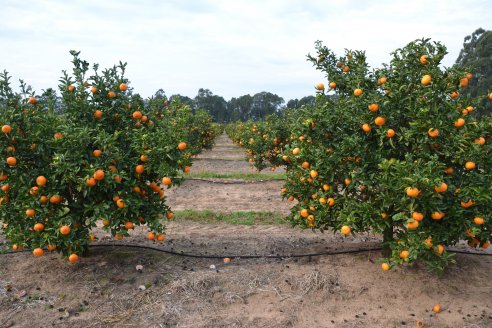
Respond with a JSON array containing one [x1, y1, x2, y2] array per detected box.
[[0, 134, 491, 328]]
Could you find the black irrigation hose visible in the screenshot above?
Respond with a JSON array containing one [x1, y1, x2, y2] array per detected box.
[[2, 243, 491, 259]]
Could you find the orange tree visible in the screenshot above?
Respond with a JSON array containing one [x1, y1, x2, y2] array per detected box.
[[0, 51, 212, 261], [281, 39, 491, 272]]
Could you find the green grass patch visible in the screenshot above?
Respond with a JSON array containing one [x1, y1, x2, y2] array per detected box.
[[181, 171, 286, 181], [171, 209, 288, 225]]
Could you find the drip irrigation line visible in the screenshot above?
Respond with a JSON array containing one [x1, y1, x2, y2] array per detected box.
[[2, 243, 491, 259]]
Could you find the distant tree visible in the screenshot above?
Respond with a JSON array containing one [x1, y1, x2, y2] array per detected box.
[[250, 92, 284, 120], [170, 94, 195, 111], [286, 96, 315, 109], [194, 88, 228, 122], [455, 28, 492, 116], [228, 94, 253, 121]]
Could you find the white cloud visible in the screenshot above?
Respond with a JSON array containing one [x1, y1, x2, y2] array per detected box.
[[0, 0, 490, 102]]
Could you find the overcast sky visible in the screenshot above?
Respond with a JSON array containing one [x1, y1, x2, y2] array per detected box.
[[0, 0, 490, 102]]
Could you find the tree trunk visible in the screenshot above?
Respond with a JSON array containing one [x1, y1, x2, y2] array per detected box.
[[382, 224, 393, 257]]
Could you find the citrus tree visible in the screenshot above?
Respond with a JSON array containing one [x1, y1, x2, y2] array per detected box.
[[280, 38, 491, 271], [0, 51, 214, 261]]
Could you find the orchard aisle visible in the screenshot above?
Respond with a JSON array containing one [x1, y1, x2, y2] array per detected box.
[[166, 133, 291, 214]]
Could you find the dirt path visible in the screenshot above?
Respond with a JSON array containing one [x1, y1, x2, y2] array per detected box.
[[1, 134, 491, 328], [167, 133, 290, 213]]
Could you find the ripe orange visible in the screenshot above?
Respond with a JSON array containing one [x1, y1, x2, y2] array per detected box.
[[33, 248, 44, 257], [407, 220, 419, 229], [93, 149, 102, 157], [344, 178, 351, 185], [178, 142, 187, 151], [374, 117, 386, 126], [68, 254, 79, 263], [329, 82, 337, 89], [361, 123, 371, 133], [400, 250, 410, 259], [26, 209, 35, 217], [162, 177, 172, 185], [47, 245, 56, 251], [322, 184, 330, 191], [102, 219, 110, 226], [327, 198, 335, 206], [315, 83, 325, 91], [386, 129, 395, 138], [36, 176, 47, 186], [381, 212, 388, 220], [431, 211, 444, 220], [135, 165, 145, 174], [310, 170, 318, 179], [183, 166, 191, 173], [1, 125, 12, 134], [377, 76, 387, 85], [300, 209, 309, 218], [473, 217, 484, 225], [54, 132, 63, 139], [125, 221, 134, 230], [465, 161, 475, 170], [368, 103, 379, 112], [94, 110, 103, 119], [116, 199, 125, 208], [460, 200, 475, 208], [474, 137, 485, 145], [119, 83, 128, 91], [381, 263, 390, 271], [140, 154, 148, 162], [340, 225, 351, 236], [28, 96, 38, 105], [419, 55, 428, 65], [427, 128, 439, 138], [49, 194, 62, 204], [434, 182, 448, 193], [67, 84, 75, 92], [421, 74, 432, 86], [406, 187, 420, 198], [132, 111, 143, 119], [301, 162, 310, 169], [166, 212, 174, 220], [433, 304, 441, 313], [353, 88, 363, 97], [33, 223, 44, 232], [91, 86, 98, 94], [107, 91, 116, 98], [60, 225, 71, 235], [6, 156, 17, 166], [115, 233, 124, 240], [459, 77, 469, 88], [93, 169, 105, 181], [444, 167, 454, 175], [412, 212, 424, 221], [40, 195, 48, 204], [1, 184, 9, 192], [450, 91, 459, 99], [425, 238, 433, 248], [292, 148, 300, 155], [156, 233, 165, 242], [454, 118, 465, 128]]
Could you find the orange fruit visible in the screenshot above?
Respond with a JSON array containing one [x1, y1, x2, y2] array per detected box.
[[223, 257, 231, 263], [115, 233, 124, 240], [433, 304, 441, 313], [412, 212, 424, 221], [140, 154, 148, 162], [427, 128, 439, 138], [340, 225, 351, 236], [156, 233, 165, 242], [1, 184, 9, 192], [407, 220, 419, 229], [162, 177, 172, 185], [460, 77, 469, 88], [94, 109, 103, 119], [406, 187, 420, 198], [107, 91, 116, 98], [125, 221, 134, 230], [0, 172, 7, 181], [60, 225, 71, 235], [386, 129, 395, 138], [473, 217, 484, 225], [301, 162, 310, 169], [135, 165, 145, 174], [327, 198, 335, 206], [166, 212, 174, 220], [353, 88, 363, 97], [377, 76, 387, 85], [68, 254, 79, 263], [93, 169, 105, 181], [40, 195, 48, 204], [381, 213, 388, 220], [178, 142, 187, 151], [474, 137, 485, 145], [368, 103, 379, 112], [460, 200, 475, 208], [381, 263, 390, 271], [431, 211, 444, 220], [183, 166, 191, 173], [54, 132, 63, 139], [400, 250, 410, 259], [116, 199, 125, 208], [33, 223, 44, 232], [322, 184, 330, 191], [102, 219, 110, 226], [434, 182, 448, 193], [147, 232, 155, 240], [342, 65, 350, 73], [310, 170, 318, 179], [49, 195, 62, 204], [300, 209, 309, 218], [329, 82, 337, 89], [93, 149, 102, 157], [132, 111, 143, 119], [444, 167, 454, 174], [344, 178, 351, 185], [119, 83, 128, 91], [26, 209, 35, 217], [6, 156, 17, 166], [450, 91, 459, 99], [91, 86, 97, 94], [421, 74, 432, 86], [419, 55, 428, 65], [319, 197, 326, 204], [374, 117, 386, 126], [28, 96, 37, 105], [1, 125, 12, 134], [482, 241, 490, 249], [36, 176, 47, 186], [454, 118, 465, 128], [292, 148, 300, 155], [362, 123, 371, 133], [67, 84, 75, 92], [47, 245, 56, 251], [33, 248, 44, 257], [465, 161, 475, 170], [29, 186, 39, 196], [315, 83, 325, 91]]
